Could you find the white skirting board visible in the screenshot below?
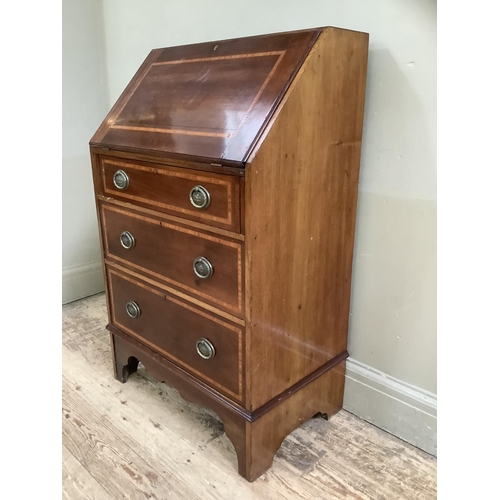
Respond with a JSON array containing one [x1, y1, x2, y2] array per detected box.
[[62, 262, 105, 305], [343, 358, 437, 456]]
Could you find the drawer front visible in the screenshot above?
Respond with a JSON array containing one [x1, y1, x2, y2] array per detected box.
[[100, 156, 241, 232], [108, 268, 243, 401], [102, 203, 243, 316]]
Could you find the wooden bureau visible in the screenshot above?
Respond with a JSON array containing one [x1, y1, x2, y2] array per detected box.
[[90, 27, 368, 481]]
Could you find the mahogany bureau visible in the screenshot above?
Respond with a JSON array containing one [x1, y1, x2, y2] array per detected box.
[[90, 27, 368, 481]]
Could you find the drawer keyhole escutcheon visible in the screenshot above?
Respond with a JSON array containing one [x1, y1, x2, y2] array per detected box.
[[125, 301, 141, 318], [113, 170, 130, 190], [193, 256, 213, 279], [120, 231, 135, 249], [196, 338, 216, 360], [189, 185, 211, 209]]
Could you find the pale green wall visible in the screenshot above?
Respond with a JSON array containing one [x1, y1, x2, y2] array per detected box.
[[62, 0, 108, 303]]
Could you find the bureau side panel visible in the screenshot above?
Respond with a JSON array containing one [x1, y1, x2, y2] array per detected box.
[[245, 28, 369, 410]]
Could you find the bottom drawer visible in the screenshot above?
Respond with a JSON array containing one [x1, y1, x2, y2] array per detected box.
[[107, 266, 243, 402]]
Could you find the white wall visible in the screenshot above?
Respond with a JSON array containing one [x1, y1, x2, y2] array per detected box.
[[63, 0, 436, 452], [62, 0, 108, 303]]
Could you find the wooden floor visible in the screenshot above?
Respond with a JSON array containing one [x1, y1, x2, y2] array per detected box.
[[62, 293, 437, 500]]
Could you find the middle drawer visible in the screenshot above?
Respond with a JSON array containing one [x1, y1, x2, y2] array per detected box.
[[101, 202, 243, 317]]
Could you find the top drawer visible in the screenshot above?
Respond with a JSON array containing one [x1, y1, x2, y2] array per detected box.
[[98, 156, 241, 232]]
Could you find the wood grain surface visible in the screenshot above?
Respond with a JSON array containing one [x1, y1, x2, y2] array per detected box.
[[101, 202, 243, 316], [245, 27, 369, 409], [107, 267, 243, 401], [90, 29, 322, 164], [99, 155, 242, 232], [90, 146, 247, 178], [62, 294, 437, 499]]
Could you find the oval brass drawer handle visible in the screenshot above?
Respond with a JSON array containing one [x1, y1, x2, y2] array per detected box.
[[196, 338, 216, 360], [113, 170, 129, 190], [120, 231, 135, 249], [189, 185, 210, 209], [125, 301, 141, 318], [193, 256, 213, 279]]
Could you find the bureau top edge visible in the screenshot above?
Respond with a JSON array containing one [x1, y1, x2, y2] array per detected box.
[[90, 145, 246, 177]]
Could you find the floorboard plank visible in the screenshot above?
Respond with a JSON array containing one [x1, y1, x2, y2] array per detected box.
[[62, 449, 113, 500], [63, 379, 198, 500]]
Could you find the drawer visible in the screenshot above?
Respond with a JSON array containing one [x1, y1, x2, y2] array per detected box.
[[99, 156, 241, 232], [101, 203, 243, 317], [108, 267, 243, 401]]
